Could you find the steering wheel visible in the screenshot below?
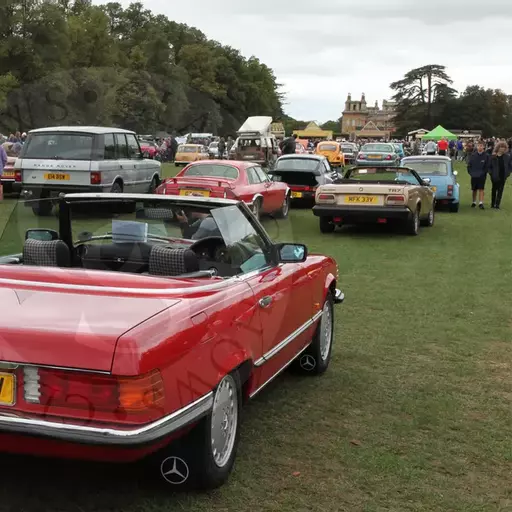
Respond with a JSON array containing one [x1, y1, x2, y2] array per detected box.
[[189, 237, 229, 261]]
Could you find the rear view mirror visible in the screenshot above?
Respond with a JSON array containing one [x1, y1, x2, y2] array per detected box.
[[275, 243, 307, 263], [25, 229, 59, 241]]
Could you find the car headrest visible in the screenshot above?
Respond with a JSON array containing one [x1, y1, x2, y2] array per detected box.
[[23, 239, 71, 267], [149, 246, 200, 276]]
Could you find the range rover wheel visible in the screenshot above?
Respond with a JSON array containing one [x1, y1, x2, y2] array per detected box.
[[293, 292, 334, 375], [405, 207, 420, 235], [31, 200, 53, 217], [319, 216, 335, 233], [110, 182, 123, 193], [152, 371, 242, 491], [148, 176, 159, 194]]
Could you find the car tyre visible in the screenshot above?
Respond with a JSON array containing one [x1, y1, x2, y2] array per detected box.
[[319, 216, 335, 233], [275, 193, 290, 219], [449, 202, 459, 213], [293, 292, 334, 375], [31, 200, 53, 217], [148, 176, 159, 194], [110, 182, 123, 193], [151, 371, 242, 491], [421, 205, 435, 227], [252, 198, 262, 221], [405, 206, 420, 235]]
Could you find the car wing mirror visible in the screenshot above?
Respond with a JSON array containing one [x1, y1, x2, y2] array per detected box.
[[422, 178, 432, 185], [275, 243, 308, 263], [25, 228, 59, 241]]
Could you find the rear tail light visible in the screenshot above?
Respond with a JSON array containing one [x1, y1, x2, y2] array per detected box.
[[386, 194, 406, 205], [24, 367, 165, 416], [357, 153, 365, 159], [447, 185, 453, 196], [385, 155, 392, 160], [224, 187, 236, 199], [15, 170, 21, 182], [90, 171, 101, 185], [317, 193, 336, 203]]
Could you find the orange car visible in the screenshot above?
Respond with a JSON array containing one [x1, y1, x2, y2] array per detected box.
[[315, 141, 345, 168], [175, 144, 209, 166]]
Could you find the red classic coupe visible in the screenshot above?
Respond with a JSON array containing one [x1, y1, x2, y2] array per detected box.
[[156, 160, 291, 220], [0, 193, 344, 490]]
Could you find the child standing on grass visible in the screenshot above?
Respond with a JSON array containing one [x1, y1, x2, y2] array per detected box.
[[488, 141, 512, 210], [467, 140, 490, 209]]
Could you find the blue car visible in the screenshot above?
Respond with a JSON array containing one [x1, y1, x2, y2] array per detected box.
[[401, 156, 460, 212]]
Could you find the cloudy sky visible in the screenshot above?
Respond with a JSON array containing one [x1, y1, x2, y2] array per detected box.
[[94, 0, 512, 123]]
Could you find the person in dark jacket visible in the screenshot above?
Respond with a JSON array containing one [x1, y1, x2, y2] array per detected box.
[[218, 137, 226, 159], [488, 141, 512, 209], [281, 134, 297, 155], [467, 140, 490, 209]]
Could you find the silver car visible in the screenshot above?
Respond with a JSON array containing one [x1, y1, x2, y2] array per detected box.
[[17, 126, 161, 216]]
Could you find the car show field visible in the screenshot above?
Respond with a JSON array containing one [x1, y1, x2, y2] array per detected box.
[[0, 162, 511, 511]]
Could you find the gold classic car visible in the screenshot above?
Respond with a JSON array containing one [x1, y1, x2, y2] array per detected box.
[[313, 166, 436, 236]]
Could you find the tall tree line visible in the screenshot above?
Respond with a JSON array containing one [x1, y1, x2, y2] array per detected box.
[[390, 64, 512, 137], [0, 0, 284, 135]]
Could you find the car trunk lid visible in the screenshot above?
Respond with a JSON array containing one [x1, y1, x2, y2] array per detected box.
[[0, 281, 180, 372], [321, 183, 407, 206], [163, 176, 235, 198], [19, 159, 92, 186]]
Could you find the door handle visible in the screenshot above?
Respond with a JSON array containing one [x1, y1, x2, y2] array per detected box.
[[258, 296, 272, 308]]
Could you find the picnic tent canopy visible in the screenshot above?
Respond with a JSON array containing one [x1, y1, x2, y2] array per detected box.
[[422, 125, 457, 141]]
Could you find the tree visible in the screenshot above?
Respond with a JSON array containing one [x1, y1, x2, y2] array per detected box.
[[0, 0, 284, 135], [390, 65, 456, 130]]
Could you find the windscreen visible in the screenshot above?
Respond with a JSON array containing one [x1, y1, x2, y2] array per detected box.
[[362, 144, 393, 153], [183, 164, 239, 179], [404, 161, 448, 176], [345, 167, 421, 184], [178, 145, 198, 153], [22, 133, 94, 160], [275, 158, 318, 171], [318, 144, 337, 151]]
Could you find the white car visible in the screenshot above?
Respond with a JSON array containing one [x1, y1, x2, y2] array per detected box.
[[17, 126, 161, 216]]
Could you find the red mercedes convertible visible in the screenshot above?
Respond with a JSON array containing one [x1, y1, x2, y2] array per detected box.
[[0, 193, 344, 490]]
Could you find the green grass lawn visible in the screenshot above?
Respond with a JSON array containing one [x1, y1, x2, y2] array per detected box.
[[1, 162, 512, 511]]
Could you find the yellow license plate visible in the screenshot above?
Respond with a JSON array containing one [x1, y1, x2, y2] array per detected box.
[[1, 171, 15, 178], [44, 173, 70, 181], [291, 191, 303, 198], [367, 155, 380, 159], [179, 189, 210, 197], [345, 195, 378, 204], [0, 372, 15, 406], [431, 186, 437, 192]]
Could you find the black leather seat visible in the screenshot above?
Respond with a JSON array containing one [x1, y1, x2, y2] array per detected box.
[[23, 239, 71, 267], [148, 246, 200, 276]]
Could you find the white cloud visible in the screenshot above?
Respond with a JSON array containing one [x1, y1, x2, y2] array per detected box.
[[92, 0, 512, 122]]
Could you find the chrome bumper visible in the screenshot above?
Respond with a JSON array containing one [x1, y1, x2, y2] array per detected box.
[[334, 288, 345, 304], [0, 393, 213, 446]]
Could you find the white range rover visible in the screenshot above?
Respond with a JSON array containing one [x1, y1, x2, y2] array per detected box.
[[17, 126, 161, 216]]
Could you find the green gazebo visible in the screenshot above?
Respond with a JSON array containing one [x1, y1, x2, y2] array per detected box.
[[422, 125, 457, 141]]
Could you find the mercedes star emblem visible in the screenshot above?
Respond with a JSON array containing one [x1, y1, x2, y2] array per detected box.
[[160, 456, 190, 485], [299, 354, 317, 371]]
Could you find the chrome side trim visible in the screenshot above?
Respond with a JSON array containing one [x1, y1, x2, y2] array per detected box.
[[250, 345, 310, 399], [0, 361, 111, 375], [254, 309, 323, 367], [0, 392, 213, 446]]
